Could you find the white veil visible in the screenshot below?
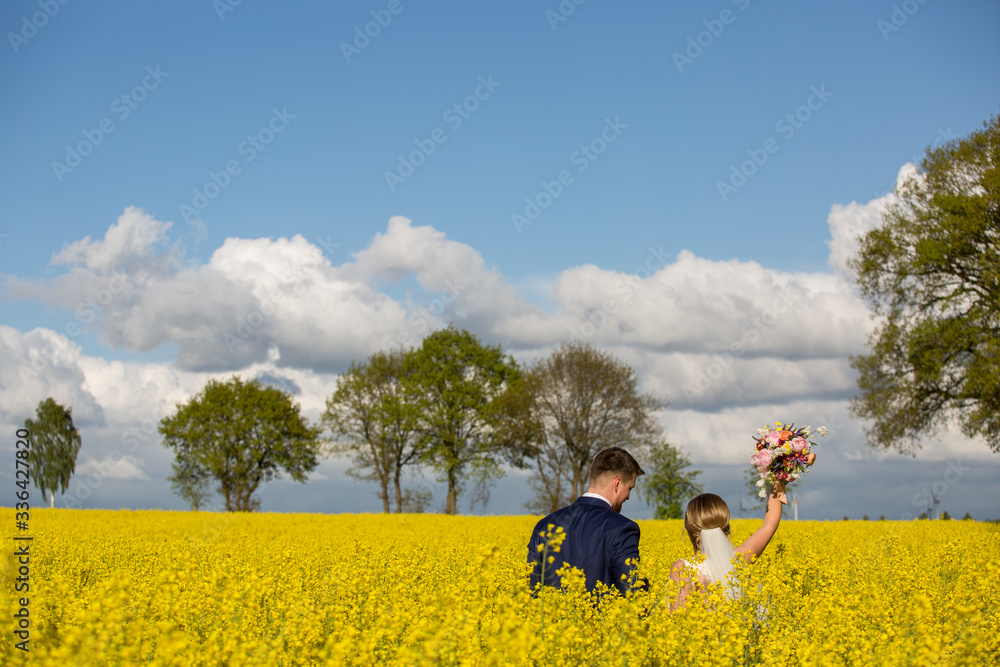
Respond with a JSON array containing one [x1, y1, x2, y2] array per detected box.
[[700, 527, 741, 600]]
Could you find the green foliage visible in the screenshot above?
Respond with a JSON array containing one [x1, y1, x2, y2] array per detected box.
[[513, 341, 664, 514], [322, 348, 423, 513], [403, 326, 525, 514], [640, 439, 702, 520], [23, 397, 81, 507], [849, 112, 1000, 454], [159, 375, 321, 512]]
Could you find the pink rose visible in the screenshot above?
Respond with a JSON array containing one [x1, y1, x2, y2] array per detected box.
[[756, 448, 773, 468], [791, 437, 808, 453], [765, 431, 782, 445]]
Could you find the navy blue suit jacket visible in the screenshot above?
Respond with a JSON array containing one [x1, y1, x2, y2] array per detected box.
[[527, 496, 643, 596]]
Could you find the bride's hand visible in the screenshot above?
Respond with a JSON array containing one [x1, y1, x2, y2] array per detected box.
[[771, 481, 787, 505]]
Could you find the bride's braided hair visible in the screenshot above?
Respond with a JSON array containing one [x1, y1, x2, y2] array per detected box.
[[684, 493, 731, 553]]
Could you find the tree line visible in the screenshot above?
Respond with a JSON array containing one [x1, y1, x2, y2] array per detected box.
[[24, 329, 703, 518]]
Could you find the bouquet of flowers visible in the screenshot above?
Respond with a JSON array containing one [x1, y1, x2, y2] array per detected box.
[[750, 422, 826, 497]]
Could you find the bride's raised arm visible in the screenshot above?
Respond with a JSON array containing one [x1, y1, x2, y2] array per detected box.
[[734, 481, 787, 562]]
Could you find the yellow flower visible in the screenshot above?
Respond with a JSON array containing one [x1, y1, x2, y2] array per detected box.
[[6, 506, 997, 665]]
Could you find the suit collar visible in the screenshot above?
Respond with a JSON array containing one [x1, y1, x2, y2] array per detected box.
[[576, 496, 614, 509], [581, 491, 613, 507]]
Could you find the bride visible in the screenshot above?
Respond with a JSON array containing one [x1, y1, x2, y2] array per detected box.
[[669, 480, 787, 609]]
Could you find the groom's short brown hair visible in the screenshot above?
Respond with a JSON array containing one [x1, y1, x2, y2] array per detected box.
[[589, 447, 644, 486]]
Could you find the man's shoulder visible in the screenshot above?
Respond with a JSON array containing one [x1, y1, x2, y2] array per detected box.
[[533, 498, 639, 528]]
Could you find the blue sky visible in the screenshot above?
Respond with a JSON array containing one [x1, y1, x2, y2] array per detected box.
[[1, 0, 999, 521]]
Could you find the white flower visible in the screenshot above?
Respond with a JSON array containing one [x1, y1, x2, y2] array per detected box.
[[817, 426, 829, 437], [758, 489, 767, 498], [756, 427, 768, 438], [756, 479, 765, 487]]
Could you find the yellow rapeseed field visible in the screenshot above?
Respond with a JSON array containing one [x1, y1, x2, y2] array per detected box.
[[1, 509, 997, 666]]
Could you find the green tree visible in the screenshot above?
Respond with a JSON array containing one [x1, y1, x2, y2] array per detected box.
[[404, 327, 526, 515], [640, 439, 702, 519], [513, 341, 663, 514], [159, 375, 321, 512], [849, 113, 1000, 454], [23, 398, 82, 508], [322, 348, 424, 513]]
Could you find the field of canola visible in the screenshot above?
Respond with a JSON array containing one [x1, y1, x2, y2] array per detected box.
[[1, 508, 998, 666]]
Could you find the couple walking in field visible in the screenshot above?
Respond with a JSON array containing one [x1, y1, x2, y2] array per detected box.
[[526, 447, 789, 608]]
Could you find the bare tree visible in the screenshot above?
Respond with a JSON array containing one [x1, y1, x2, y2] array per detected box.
[[517, 342, 664, 513], [322, 348, 424, 513]]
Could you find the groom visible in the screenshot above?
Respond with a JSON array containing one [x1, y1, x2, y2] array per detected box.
[[527, 447, 646, 596]]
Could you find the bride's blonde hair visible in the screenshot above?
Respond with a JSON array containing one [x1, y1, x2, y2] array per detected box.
[[684, 493, 731, 553]]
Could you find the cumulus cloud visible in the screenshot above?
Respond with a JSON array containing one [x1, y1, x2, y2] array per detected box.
[[539, 251, 870, 359], [52, 206, 177, 275], [76, 455, 151, 482], [0, 326, 104, 426]]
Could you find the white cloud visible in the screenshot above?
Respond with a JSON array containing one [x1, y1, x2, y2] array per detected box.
[[76, 455, 151, 481], [52, 206, 176, 274], [0, 326, 104, 425]]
